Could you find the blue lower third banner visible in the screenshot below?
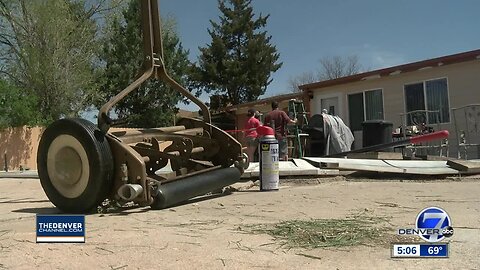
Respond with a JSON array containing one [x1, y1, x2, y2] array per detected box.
[[419, 244, 448, 257], [36, 215, 85, 243]]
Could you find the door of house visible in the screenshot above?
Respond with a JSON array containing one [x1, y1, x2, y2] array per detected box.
[[321, 97, 339, 116]]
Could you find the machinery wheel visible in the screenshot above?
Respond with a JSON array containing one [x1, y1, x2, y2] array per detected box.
[[37, 118, 114, 213]]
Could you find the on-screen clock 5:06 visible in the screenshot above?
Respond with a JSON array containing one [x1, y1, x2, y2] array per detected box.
[[392, 244, 420, 257]]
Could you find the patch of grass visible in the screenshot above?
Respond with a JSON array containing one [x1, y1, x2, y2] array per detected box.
[[241, 213, 397, 249]]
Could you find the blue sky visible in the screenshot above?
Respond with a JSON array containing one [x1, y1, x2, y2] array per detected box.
[[159, 0, 480, 110]]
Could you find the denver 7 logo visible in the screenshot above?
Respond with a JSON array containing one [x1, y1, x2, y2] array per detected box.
[[416, 207, 452, 242]]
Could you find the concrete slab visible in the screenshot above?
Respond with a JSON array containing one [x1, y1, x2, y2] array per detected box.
[[0, 170, 38, 179]]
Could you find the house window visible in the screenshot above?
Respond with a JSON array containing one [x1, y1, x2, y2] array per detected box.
[[348, 89, 384, 131], [404, 78, 449, 125]]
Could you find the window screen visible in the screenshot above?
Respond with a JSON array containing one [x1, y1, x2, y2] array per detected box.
[[404, 79, 450, 124], [365, 89, 384, 120], [404, 82, 426, 125], [426, 78, 449, 123]]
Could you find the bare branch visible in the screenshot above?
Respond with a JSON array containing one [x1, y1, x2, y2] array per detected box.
[[288, 71, 317, 93], [319, 55, 362, 81], [83, 0, 126, 19], [289, 55, 365, 92]]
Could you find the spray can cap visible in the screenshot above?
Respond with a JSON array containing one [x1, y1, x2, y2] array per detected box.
[[256, 126, 274, 136]]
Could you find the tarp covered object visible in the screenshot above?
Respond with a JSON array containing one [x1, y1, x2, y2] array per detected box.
[[322, 114, 354, 155]]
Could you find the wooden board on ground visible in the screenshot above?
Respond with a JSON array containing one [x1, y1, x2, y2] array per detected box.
[[446, 159, 480, 173], [302, 157, 459, 175], [347, 152, 403, 160], [319, 162, 339, 169], [241, 160, 340, 178], [406, 155, 451, 161]]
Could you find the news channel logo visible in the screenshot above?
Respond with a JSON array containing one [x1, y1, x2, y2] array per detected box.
[[398, 207, 454, 242], [36, 215, 85, 243]]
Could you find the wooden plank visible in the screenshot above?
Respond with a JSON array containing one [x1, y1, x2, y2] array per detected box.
[[303, 157, 459, 175], [302, 157, 339, 168], [292, 158, 320, 168], [336, 164, 456, 175], [347, 152, 403, 160], [320, 162, 339, 169], [304, 157, 454, 168], [408, 155, 450, 161], [446, 159, 480, 173], [240, 161, 340, 178]]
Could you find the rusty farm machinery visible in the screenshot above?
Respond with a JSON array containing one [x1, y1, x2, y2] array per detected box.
[[36, 0, 248, 213]]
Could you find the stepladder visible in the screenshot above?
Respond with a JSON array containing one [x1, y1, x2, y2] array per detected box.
[[287, 99, 309, 158]]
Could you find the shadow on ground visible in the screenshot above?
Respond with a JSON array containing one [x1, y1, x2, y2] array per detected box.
[[9, 191, 236, 216], [0, 199, 50, 204], [12, 206, 60, 214]]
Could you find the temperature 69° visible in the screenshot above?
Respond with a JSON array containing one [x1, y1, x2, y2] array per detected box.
[[428, 246, 443, 255]]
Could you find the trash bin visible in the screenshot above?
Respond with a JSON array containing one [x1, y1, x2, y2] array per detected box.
[[362, 120, 393, 149]]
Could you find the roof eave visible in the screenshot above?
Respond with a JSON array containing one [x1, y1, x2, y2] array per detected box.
[[299, 49, 480, 91]]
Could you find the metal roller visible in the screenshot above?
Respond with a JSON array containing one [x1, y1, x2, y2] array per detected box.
[[152, 167, 241, 209]]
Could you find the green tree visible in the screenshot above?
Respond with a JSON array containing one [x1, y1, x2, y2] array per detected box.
[[0, 0, 109, 122], [98, 0, 191, 128], [0, 79, 39, 128], [194, 0, 282, 109]]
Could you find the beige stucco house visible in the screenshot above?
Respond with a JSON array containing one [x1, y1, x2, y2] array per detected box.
[[299, 49, 480, 157]]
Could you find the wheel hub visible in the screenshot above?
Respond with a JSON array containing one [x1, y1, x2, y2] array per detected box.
[[54, 147, 82, 185], [47, 135, 90, 198]]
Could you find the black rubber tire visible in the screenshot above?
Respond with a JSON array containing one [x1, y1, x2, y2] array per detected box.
[[37, 118, 114, 213]]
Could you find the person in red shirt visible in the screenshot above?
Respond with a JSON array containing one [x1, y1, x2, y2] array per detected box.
[[264, 101, 296, 161], [245, 108, 261, 162]]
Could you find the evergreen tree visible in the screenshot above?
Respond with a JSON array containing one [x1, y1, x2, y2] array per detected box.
[[98, 0, 191, 128], [194, 0, 282, 109]]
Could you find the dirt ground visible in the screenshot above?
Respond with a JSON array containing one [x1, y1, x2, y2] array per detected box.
[[0, 176, 479, 270]]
